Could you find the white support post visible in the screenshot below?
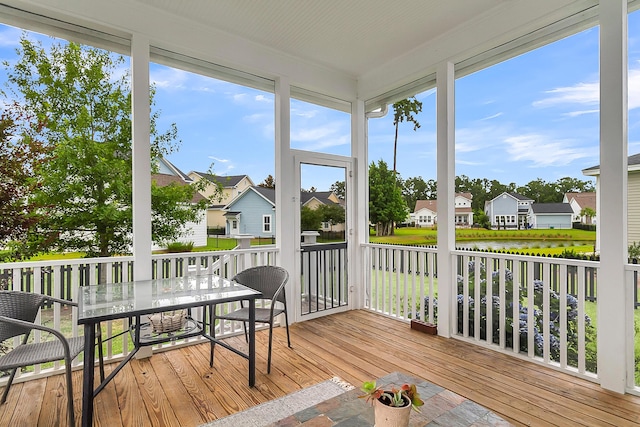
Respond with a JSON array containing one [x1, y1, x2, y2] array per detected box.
[[274, 77, 296, 321], [131, 34, 153, 359], [351, 99, 367, 309], [598, 0, 628, 393], [436, 61, 455, 338], [131, 34, 152, 282]]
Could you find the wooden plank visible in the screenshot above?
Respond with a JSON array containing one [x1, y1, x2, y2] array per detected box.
[[8, 309, 640, 427], [91, 363, 126, 427], [112, 361, 153, 427], [12, 378, 45, 427], [130, 357, 182, 426], [149, 352, 207, 427]]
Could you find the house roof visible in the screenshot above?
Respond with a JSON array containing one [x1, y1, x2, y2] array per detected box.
[[192, 173, 252, 188], [8, 1, 615, 109], [564, 192, 596, 211], [158, 157, 192, 182], [530, 203, 574, 214], [583, 153, 640, 175], [151, 173, 207, 203], [300, 191, 342, 207], [414, 200, 437, 214], [487, 192, 532, 204], [414, 199, 471, 214], [224, 186, 275, 210]]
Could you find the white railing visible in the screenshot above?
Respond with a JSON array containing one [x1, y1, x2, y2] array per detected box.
[[0, 246, 279, 385], [452, 250, 598, 380], [363, 243, 600, 381], [624, 263, 640, 394], [363, 244, 438, 323]]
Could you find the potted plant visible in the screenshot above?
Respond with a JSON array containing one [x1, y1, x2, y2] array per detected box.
[[360, 380, 423, 427]]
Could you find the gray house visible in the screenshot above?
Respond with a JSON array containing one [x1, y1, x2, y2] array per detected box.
[[223, 186, 275, 237], [484, 192, 534, 229], [527, 203, 574, 229]]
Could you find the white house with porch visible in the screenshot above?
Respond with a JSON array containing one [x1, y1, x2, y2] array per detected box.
[[0, 2, 638, 425]]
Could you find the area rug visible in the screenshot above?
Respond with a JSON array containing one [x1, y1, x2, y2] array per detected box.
[[200, 377, 354, 427]]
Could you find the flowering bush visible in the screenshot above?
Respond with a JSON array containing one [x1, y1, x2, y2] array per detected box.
[[426, 260, 597, 372]]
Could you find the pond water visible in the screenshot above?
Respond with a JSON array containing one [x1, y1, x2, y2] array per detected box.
[[455, 240, 593, 250]]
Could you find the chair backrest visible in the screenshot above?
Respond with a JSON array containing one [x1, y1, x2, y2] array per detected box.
[[0, 291, 48, 343], [231, 265, 289, 304]]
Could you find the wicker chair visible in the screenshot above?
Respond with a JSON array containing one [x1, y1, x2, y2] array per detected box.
[[0, 291, 84, 427], [211, 265, 291, 373]]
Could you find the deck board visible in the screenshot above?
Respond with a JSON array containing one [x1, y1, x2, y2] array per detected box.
[[1, 309, 640, 426]]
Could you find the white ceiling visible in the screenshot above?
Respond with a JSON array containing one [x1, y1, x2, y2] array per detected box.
[[134, 0, 504, 77], [0, 0, 614, 105]]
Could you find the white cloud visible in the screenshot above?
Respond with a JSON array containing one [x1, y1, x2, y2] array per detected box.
[[532, 62, 640, 111], [255, 94, 272, 103], [533, 82, 599, 108], [291, 107, 317, 119], [456, 159, 484, 166], [233, 93, 247, 102], [563, 109, 599, 118], [480, 112, 503, 121], [208, 156, 229, 164], [291, 126, 336, 142], [299, 134, 350, 151], [243, 113, 269, 123], [455, 125, 507, 153], [150, 67, 189, 89], [503, 134, 593, 167], [0, 26, 22, 47]]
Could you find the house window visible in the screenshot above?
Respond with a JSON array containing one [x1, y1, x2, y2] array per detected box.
[[232, 220, 238, 230], [263, 215, 272, 233], [427, 216, 431, 222]]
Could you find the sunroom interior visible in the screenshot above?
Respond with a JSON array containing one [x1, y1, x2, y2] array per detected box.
[[1, 0, 640, 426]]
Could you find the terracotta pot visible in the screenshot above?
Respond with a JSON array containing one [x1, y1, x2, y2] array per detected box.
[[373, 394, 412, 427]]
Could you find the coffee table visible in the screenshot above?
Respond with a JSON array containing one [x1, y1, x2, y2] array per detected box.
[[268, 372, 513, 426]]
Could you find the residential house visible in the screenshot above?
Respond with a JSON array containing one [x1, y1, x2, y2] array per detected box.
[[153, 158, 208, 247], [413, 200, 437, 228], [413, 193, 473, 228], [527, 203, 574, 229], [484, 192, 534, 229], [583, 153, 640, 249], [563, 192, 597, 224], [188, 173, 254, 230], [301, 191, 345, 233], [223, 186, 275, 237], [224, 188, 345, 237], [454, 192, 473, 226]]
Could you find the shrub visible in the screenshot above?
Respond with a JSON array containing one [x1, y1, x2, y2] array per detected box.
[[425, 260, 597, 373], [166, 241, 194, 253]]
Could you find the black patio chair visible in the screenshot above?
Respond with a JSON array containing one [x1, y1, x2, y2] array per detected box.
[[0, 291, 84, 427], [211, 265, 291, 373]]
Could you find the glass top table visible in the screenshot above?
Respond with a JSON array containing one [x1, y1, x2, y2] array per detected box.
[[78, 274, 262, 427]]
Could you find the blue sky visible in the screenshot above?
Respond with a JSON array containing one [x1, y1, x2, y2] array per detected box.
[[1, 11, 639, 192]]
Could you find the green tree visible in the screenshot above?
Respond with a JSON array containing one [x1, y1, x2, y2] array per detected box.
[[300, 205, 323, 231], [580, 207, 596, 225], [369, 160, 408, 236], [330, 180, 345, 200], [392, 97, 422, 174], [556, 177, 594, 194], [259, 174, 276, 188], [401, 176, 435, 212], [3, 36, 208, 258], [0, 111, 50, 260], [318, 203, 345, 230]]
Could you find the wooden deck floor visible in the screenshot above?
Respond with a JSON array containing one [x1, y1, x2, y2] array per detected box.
[[1, 309, 640, 426]]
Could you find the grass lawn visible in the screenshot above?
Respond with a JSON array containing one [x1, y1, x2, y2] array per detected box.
[[369, 227, 596, 256]]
